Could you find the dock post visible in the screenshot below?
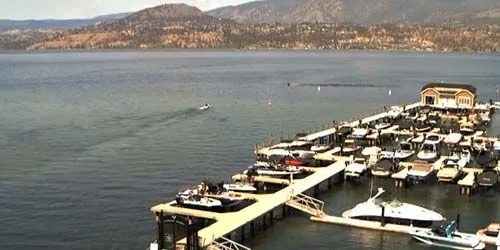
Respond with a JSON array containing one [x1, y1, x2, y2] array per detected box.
[[262, 214, 267, 230], [270, 210, 274, 225], [172, 216, 177, 250], [156, 211, 165, 250], [380, 206, 386, 226], [240, 226, 245, 242], [328, 177, 332, 189], [250, 221, 255, 236]]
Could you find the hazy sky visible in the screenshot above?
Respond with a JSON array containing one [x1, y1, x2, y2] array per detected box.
[[0, 0, 251, 20]]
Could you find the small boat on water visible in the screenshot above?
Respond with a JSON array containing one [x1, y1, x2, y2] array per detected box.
[[371, 158, 395, 177], [437, 159, 464, 183], [476, 167, 499, 188], [477, 222, 500, 238], [415, 121, 433, 133], [417, 143, 439, 162], [394, 141, 415, 161], [310, 144, 331, 152], [243, 162, 304, 177], [175, 189, 223, 211], [460, 122, 475, 136], [199, 103, 210, 110], [424, 134, 443, 145], [444, 133, 463, 146], [387, 106, 403, 119], [352, 127, 371, 139], [407, 160, 435, 184], [223, 182, 257, 193], [345, 157, 368, 180], [344, 187, 445, 227], [409, 220, 485, 250]]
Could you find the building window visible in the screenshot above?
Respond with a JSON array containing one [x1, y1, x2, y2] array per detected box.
[[425, 95, 435, 105], [458, 97, 471, 106]]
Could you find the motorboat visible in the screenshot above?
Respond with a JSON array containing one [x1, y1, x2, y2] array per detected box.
[[374, 122, 392, 130], [310, 144, 331, 152], [424, 134, 443, 145], [437, 159, 463, 183], [440, 119, 460, 134], [407, 160, 435, 184], [472, 138, 490, 152], [397, 118, 413, 132], [387, 106, 403, 119], [345, 188, 445, 227], [477, 222, 500, 238], [409, 220, 485, 250], [379, 150, 395, 159], [336, 126, 353, 137], [345, 157, 368, 179], [394, 142, 415, 161], [476, 150, 496, 167], [330, 139, 361, 155], [223, 182, 257, 193], [362, 146, 382, 157], [175, 189, 223, 211], [287, 140, 313, 151], [199, 103, 210, 110], [371, 158, 395, 177], [283, 155, 306, 166], [417, 143, 439, 162], [243, 162, 304, 177], [427, 112, 441, 125], [460, 122, 475, 136], [444, 133, 463, 146], [415, 121, 433, 133], [493, 141, 500, 153], [477, 167, 499, 187], [408, 134, 425, 144], [406, 111, 419, 121], [446, 148, 471, 168], [352, 127, 371, 139]]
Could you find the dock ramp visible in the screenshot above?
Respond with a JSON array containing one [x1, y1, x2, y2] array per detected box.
[[207, 236, 251, 250], [286, 193, 325, 217]]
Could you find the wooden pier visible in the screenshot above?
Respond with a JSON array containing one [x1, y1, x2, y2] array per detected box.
[[150, 161, 346, 249]]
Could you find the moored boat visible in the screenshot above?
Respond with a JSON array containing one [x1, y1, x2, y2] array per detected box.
[[409, 220, 485, 250]]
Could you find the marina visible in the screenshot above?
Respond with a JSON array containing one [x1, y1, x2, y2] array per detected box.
[[149, 83, 500, 250]]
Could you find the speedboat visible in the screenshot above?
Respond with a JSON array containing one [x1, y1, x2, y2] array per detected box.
[[424, 134, 443, 145], [199, 103, 210, 110], [374, 122, 392, 130], [243, 162, 304, 177], [331, 139, 361, 155], [371, 158, 395, 177], [310, 144, 331, 152], [345, 157, 368, 179], [407, 160, 435, 184], [477, 167, 499, 188], [493, 141, 500, 153], [344, 188, 445, 227], [476, 150, 496, 167], [444, 133, 463, 146], [409, 220, 485, 250], [362, 146, 382, 157], [408, 134, 425, 144], [406, 111, 419, 121], [387, 106, 403, 119], [417, 143, 439, 162], [437, 159, 463, 183], [477, 222, 500, 238], [175, 189, 223, 211], [394, 142, 415, 161], [415, 121, 432, 133], [352, 127, 371, 139], [472, 138, 490, 152], [460, 122, 475, 136]]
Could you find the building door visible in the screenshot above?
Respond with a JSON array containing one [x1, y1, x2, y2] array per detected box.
[[425, 96, 435, 105]]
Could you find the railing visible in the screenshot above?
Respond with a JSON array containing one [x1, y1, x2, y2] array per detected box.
[[208, 236, 251, 250], [286, 193, 325, 217]]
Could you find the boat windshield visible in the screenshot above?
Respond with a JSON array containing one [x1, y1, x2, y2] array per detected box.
[[422, 144, 435, 152], [354, 159, 365, 164], [427, 135, 439, 141], [400, 143, 411, 151]]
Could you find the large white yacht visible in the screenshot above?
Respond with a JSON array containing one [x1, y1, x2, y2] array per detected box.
[[344, 188, 445, 227]]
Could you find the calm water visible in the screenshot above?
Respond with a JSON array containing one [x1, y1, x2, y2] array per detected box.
[[1, 50, 500, 250]]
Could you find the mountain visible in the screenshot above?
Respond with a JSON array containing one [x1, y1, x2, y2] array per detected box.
[[207, 0, 500, 24], [0, 12, 131, 31]]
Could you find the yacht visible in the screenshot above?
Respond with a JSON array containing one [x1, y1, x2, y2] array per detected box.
[[345, 157, 368, 180], [394, 142, 415, 161], [409, 220, 485, 250], [344, 188, 445, 227], [417, 143, 439, 162]]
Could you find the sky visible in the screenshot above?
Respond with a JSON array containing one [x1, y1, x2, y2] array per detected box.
[[0, 0, 251, 20]]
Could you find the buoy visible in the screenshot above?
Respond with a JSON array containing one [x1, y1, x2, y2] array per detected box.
[[268, 99, 272, 107], [388, 89, 392, 96], [317, 85, 321, 92]]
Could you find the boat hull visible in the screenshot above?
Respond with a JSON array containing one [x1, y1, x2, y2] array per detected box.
[[350, 215, 437, 227]]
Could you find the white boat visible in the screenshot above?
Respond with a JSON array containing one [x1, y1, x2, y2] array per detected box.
[[345, 158, 368, 179], [444, 133, 463, 145], [417, 143, 439, 162], [387, 106, 403, 119], [223, 183, 257, 193], [407, 160, 435, 184], [362, 146, 382, 157], [379, 150, 395, 159], [199, 103, 210, 110], [447, 149, 471, 168], [437, 160, 463, 183], [345, 188, 445, 227], [331, 139, 361, 155], [408, 134, 425, 144], [472, 138, 489, 152], [493, 141, 500, 152], [410, 221, 485, 250], [175, 189, 222, 210], [394, 142, 415, 160], [311, 144, 331, 152], [243, 163, 304, 177], [460, 122, 475, 136], [406, 111, 419, 120], [352, 127, 371, 139], [424, 134, 443, 145], [374, 122, 392, 130]]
